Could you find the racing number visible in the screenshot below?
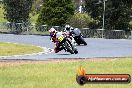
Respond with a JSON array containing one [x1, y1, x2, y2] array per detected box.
[[58, 35, 64, 42]]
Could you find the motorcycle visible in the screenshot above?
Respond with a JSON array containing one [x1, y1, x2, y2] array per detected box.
[[72, 34, 87, 46], [63, 31, 77, 46], [56, 32, 78, 54]]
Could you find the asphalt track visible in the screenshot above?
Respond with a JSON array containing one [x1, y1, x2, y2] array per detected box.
[[0, 34, 132, 60]]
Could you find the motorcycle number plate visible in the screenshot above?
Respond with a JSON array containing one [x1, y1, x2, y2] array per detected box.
[[58, 35, 64, 42]]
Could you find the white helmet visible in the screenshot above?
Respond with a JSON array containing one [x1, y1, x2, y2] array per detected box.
[[49, 27, 57, 32], [65, 25, 71, 31], [48, 27, 57, 36]]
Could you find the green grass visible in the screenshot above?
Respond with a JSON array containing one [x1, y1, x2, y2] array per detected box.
[[0, 42, 43, 56], [31, 28, 49, 35], [21, 27, 49, 35], [0, 58, 131, 88]]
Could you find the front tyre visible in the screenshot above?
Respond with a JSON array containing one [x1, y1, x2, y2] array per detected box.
[[64, 41, 74, 54], [74, 49, 78, 54], [67, 39, 78, 54]]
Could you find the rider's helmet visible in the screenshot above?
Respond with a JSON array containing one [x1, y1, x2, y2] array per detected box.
[[65, 25, 71, 31], [48, 27, 57, 37]]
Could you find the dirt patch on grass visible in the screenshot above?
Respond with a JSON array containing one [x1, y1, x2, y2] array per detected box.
[[0, 58, 117, 67]]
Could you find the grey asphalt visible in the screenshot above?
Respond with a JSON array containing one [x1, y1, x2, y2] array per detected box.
[[0, 34, 132, 60]]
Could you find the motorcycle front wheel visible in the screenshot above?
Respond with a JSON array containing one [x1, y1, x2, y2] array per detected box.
[[63, 41, 74, 54]]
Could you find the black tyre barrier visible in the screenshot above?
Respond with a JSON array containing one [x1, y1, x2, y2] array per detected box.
[[40, 25, 48, 32], [5, 22, 33, 34], [53, 26, 63, 32], [104, 30, 126, 39], [81, 28, 129, 39], [81, 28, 96, 38], [1, 23, 132, 39]]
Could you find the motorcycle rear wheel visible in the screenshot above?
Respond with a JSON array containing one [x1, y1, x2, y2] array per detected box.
[[80, 36, 87, 45]]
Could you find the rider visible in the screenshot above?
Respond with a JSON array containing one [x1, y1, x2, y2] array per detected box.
[[64, 25, 72, 36], [70, 27, 81, 37], [64, 25, 87, 45], [64, 25, 77, 45], [64, 24, 81, 37], [48, 27, 63, 53], [64, 25, 71, 33]]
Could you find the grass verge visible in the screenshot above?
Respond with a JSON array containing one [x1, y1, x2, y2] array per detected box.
[[0, 42, 43, 56], [0, 58, 131, 88]]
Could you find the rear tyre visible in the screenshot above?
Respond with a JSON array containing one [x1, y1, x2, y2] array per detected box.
[[80, 37, 87, 46]]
